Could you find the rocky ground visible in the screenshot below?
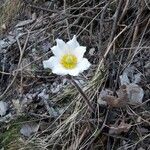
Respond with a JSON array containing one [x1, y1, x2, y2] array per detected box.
[[0, 0, 150, 149]]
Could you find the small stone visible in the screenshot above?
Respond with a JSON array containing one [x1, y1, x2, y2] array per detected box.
[[38, 89, 49, 99], [134, 73, 142, 84], [20, 123, 39, 137], [120, 72, 130, 86], [0, 101, 8, 116], [89, 48, 95, 55], [0, 40, 8, 49]]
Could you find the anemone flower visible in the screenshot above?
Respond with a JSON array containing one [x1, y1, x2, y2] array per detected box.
[[43, 35, 91, 76]]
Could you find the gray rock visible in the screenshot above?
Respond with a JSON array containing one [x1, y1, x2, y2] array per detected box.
[[20, 123, 39, 137], [0, 101, 8, 116]]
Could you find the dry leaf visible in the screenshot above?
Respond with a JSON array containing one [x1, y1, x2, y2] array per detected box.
[[126, 83, 144, 104], [117, 85, 128, 99], [102, 96, 128, 108], [100, 86, 129, 107], [109, 121, 131, 134], [120, 66, 142, 85], [98, 89, 113, 105], [119, 67, 144, 104]]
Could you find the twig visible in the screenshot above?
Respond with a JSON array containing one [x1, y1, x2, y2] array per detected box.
[[109, 0, 123, 44], [144, 0, 150, 10], [81, 108, 110, 149], [0, 30, 30, 99], [98, 2, 110, 51], [118, 0, 130, 24], [64, 0, 71, 39], [125, 18, 150, 68], [95, 25, 129, 75], [0, 19, 39, 99], [126, 5, 142, 59]]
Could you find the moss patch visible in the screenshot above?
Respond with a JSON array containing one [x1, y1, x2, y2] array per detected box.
[[0, 116, 29, 149]]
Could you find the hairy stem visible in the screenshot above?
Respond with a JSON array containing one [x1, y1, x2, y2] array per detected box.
[[67, 75, 94, 113]]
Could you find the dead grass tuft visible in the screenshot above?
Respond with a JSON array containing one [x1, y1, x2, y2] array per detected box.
[[0, 0, 23, 35]]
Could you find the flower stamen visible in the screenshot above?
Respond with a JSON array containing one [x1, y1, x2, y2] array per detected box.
[[61, 54, 77, 69]]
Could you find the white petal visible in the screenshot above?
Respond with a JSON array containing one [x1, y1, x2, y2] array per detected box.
[[51, 39, 67, 57], [54, 66, 80, 76], [52, 65, 69, 75], [51, 46, 63, 57], [55, 39, 71, 55], [56, 39, 66, 48], [68, 68, 80, 76], [67, 35, 80, 50], [52, 62, 80, 76], [73, 46, 86, 61], [43, 56, 58, 69], [77, 58, 91, 72]]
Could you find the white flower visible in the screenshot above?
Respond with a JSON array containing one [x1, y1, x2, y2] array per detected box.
[[43, 35, 91, 76]]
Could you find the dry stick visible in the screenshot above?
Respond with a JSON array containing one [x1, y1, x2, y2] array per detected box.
[[144, 0, 150, 10], [0, 21, 38, 99], [109, 0, 123, 44], [77, 8, 103, 37], [0, 31, 30, 99], [81, 108, 110, 150], [98, 2, 110, 51], [27, 0, 87, 14], [127, 7, 142, 59], [113, 0, 130, 91], [95, 0, 124, 76], [125, 18, 150, 69], [118, 0, 130, 24], [132, 18, 150, 55], [67, 75, 94, 113], [127, 105, 150, 125], [128, 23, 140, 59], [95, 25, 128, 75], [76, 127, 88, 149], [64, 0, 71, 40], [60, 1, 105, 37], [118, 133, 150, 150], [121, 46, 150, 50]]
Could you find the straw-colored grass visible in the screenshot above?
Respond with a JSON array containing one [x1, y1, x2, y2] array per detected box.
[[0, 0, 23, 34]]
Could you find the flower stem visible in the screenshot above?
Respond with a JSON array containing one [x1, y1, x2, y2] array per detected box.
[[67, 75, 94, 113]]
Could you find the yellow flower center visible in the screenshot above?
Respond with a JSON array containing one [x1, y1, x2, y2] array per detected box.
[[61, 54, 77, 69]]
